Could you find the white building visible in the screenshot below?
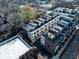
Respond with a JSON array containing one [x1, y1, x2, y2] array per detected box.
[[0, 35, 31, 59], [23, 14, 60, 42]]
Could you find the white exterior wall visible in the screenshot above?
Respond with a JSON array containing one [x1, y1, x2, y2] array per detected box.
[[27, 16, 61, 42]]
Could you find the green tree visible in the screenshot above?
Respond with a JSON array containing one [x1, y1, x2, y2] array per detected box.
[[20, 5, 36, 23]]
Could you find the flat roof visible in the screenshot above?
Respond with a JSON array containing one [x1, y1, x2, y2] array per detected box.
[[0, 35, 31, 59]]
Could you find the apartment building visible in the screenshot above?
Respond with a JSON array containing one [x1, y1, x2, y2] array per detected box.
[[22, 8, 76, 43], [22, 13, 60, 42]]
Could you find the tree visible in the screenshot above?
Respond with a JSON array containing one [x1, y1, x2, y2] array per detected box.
[[20, 5, 36, 23], [7, 13, 23, 33]]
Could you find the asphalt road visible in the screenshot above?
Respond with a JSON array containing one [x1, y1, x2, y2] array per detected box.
[[61, 30, 79, 59]]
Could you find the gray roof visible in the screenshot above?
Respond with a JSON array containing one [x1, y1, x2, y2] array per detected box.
[[34, 20, 43, 26], [50, 28, 59, 34], [53, 25, 64, 31], [60, 20, 69, 25], [25, 24, 35, 32], [29, 22, 38, 28], [38, 18, 46, 23]]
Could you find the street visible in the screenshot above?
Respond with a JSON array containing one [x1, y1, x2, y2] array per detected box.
[[61, 30, 79, 59]]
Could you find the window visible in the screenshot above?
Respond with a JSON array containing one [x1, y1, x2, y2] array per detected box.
[[34, 32, 36, 35], [49, 23, 51, 25], [38, 30, 41, 36], [41, 29, 43, 33], [49, 25, 51, 28], [31, 36, 35, 40], [43, 28, 45, 32], [45, 28, 48, 32], [37, 30, 39, 33], [37, 33, 40, 38]]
